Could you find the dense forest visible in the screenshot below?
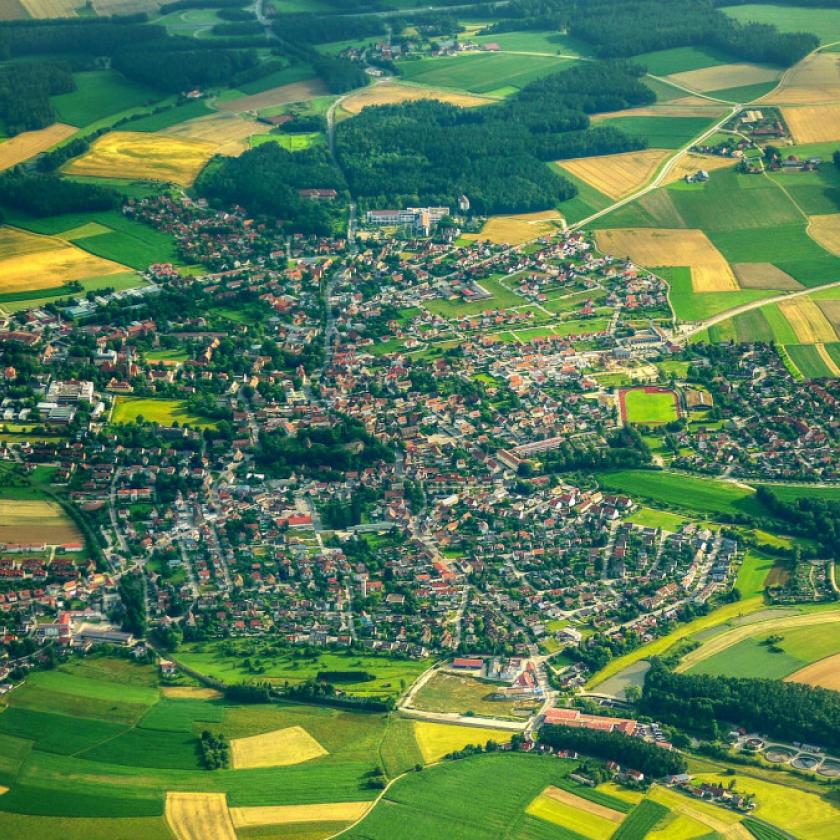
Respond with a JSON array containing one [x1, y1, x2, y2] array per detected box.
[[0, 173, 121, 217], [539, 723, 688, 776], [196, 142, 345, 234], [335, 61, 651, 213], [0, 61, 74, 135], [641, 661, 840, 749], [756, 487, 840, 561]]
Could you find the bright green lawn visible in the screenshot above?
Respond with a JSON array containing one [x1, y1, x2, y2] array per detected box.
[[111, 397, 215, 428], [735, 550, 774, 599], [622, 388, 679, 424], [627, 506, 687, 531]]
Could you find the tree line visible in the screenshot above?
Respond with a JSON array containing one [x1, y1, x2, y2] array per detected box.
[[755, 487, 840, 562], [0, 173, 121, 217]]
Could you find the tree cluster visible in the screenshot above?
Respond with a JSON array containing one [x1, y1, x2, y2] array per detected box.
[[0, 173, 121, 217], [755, 487, 840, 562], [118, 571, 146, 637], [198, 730, 230, 769]]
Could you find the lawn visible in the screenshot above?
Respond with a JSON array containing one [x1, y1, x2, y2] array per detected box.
[[111, 397, 215, 429], [723, 3, 840, 45], [627, 506, 687, 532], [411, 671, 534, 720], [52, 71, 162, 127], [621, 388, 679, 424], [596, 115, 719, 149]]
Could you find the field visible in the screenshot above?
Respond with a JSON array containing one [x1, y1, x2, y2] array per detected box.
[[764, 52, 840, 105], [777, 297, 837, 343], [662, 151, 737, 185], [782, 104, 840, 144], [807, 213, 840, 256], [413, 721, 512, 764], [732, 263, 801, 290], [20, 0, 78, 18], [787, 651, 840, 690], [559, 149, 669, 199], [632, 46, 732, 76], [340, 82, 494, 115], [111, 397, 215, 428], [230, 801, 370, 827], [595, 115, 718, 149], [165, 792, 236, 840], [218, 80, 329, 114], [65, 132, 216, 186], [723, 3, 840, 45], [52, 71, 161, 128], [526, 785, 624, 839], [0, 499, 81, 546], [620, 387, 680, 425], [0, 227, 127, 294], [466, 211, 564, 245], [668, 63, 779, 93], [411, 671, 531, 720], [594, 228, 738, 292], [398, 53, 571, 95], [0, 124, 76, 171], [251, 132, 321, 151], [230, 727, 327, 769], [162, 113, 263, 156]]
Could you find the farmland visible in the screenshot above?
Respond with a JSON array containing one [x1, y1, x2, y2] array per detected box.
[[339, 82, 494, 115], [787, 652, 840, 690], [0, 124, 76, 171], [0, 499, 80, 546], [413, 722, 512, 764], [781, 104, 840, 144], [595, 115, 719, 149], [466, 211, 565, 246], [52, 71, 161, 128], [111, 397, 216, 429], [723, 3, 840, 45], [229, 726, 327, 769], [559, 149, 670, 199]]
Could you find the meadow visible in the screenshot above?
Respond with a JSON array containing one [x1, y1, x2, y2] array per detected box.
[[595, 115, 717, 149], [52, 70, 161, 127], [723, 3, 840, 45], [631, 45, 732, 76], [111, 397, 216, 429], [659, 266, 776, 321]]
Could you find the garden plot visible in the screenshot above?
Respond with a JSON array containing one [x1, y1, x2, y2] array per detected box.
[[559, 149, 670, 199]]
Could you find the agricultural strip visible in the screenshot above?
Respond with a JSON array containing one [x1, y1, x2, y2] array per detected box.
[[339, 82, 494, 115], [807, 213, 840, 256], [0, 124, 75, 171], [764, 52, 840, 105], [218, 80, 329, 113], [229, 726, 327, 769], [777, 298, 838, 343], [161, 113, 264, 156], [0, 499, 81, 546], [559, 149, 670, 199], [786, 651, 840, 690], [229, 802, 370, 827], [165, 792, 236, 840], [733, 263, 802, 290], [526, 791, 620, 839], [646, 786, 751, 839], [668, 63, 779, 93]]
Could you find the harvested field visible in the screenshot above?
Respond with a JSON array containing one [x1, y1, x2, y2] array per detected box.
[[0, 0, 27, 18], [466, 210, 564, 245], [160, 686, 222, 700], [591, 97, 723, 121], [543, 786, 624, 822], [219, 79, 329, 113], [0, 499, 81, 546], [230, 802, 371, 828], [594, 228, 737, 291], [0, 227, 126, 293], [817, 298, 840, 329], [782, 103, 840, 143], [559, 149, 670, 199], [64, 131, 215, 186], [815, 343, 840, 376], [786, 652, 840, 690], [668, 63, 779, 93], [92, 0, 160, 14], [778, 297, 838, 343], [165, 792, 236, 840], [340, 82, 493, 115], [0, 123, 75, 171], [733, 263, 803, 290], [20, 0, 76, 16], [230, 725, 327, 769], [663, 151, 738, 185], [162, 112, 263, 156], [764, 52, 840, 105], [808, 213, 840, 256]]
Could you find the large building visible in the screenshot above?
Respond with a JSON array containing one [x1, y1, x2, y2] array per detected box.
[[366, 207, 450, 235]]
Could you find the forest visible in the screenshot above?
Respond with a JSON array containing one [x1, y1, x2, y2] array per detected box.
[[756, 487, 840, 561], [539, 723, 688, 776], [335, 61, 651, 213], [641, 661, 840, 749], [0, 61, 74, 136], [0, 173, 121, 217]]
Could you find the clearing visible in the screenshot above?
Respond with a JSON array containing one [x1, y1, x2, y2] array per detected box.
[[165, 792, 236, 840], [0, 124, 76, 171], [786, 651, 840, 690], [339, 82, 494, 115], [778, 297, 838, 343], [559, 149, 670, 199], [229, 802, 370, 827], [0, 499, 81, 546], [782, 104, 840, 143], [229, 725, 327, 769], [64, 132, 216, 186], [594, 228, 737, 292]]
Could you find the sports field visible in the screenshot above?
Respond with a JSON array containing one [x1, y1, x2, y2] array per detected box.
[[559, 149, 670, 199], [65, 132, 216, 186], [111, 397, 215, 428], [0, 124, 76, 171], [230, 726, 327, 769], [620, 387, 680, 425]]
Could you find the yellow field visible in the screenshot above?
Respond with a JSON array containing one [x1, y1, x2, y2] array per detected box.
[[20, 0, 77, 16], [162, 113, 263, 157], [592, 98, 724, 121], [786, 651, 840, 689], [165, 792, 236, 840], [647, 813, 716, 840], [0, 499, 82, 546], [92, 0, 160, 14], [413, 721, 511, 763], [815, 343, 840, 376], [808, 213, 840, 257], [230, 726, 327, 769], [230, 802, 371, 828], [64, 131, 216, 186], [692, 773, 840, 839], [527, 789, 622, 840], [462, 210, 563, 245], [782, 104, 840, 143], [594, 228, 737, 292], [0, 785, 8, 795], [219, 80, 329, 113], [668, 63, 779, 93], [595, 782, 644, 806], [765, 52, 840, 105], [732, 263, 802, 291], [778, 297, 838, 343], [0, 227, 126, 294], [160, 686, 222, 700], [0, 0, 27, 19], [559, 149, 670, 199], [676, 610, 840, 672], [647, 786, 750, 840], [0, 123, 76, 171], [341, 82, 494, 115], [663, 152, 738, 186]]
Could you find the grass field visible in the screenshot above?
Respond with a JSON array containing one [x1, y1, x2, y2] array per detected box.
[[52, 71, 161, 127], [723, 3, 840, 45], [424, 275, 525, 318], [734, 550, 774, 599], [595, 115, 717, 149], [250, 131, 321, 151], [0, 124, 76, 171], [65, 131, 215, 186], [527, 786, 623, 839], [411, 672, 531, 720], [668, 63, 779, 94], [413, 722, 512, 764], [111, 397, 215, 428], [632, 46, 732, 76], [122, 100, 214, 132], [621, 388, 679, 424]]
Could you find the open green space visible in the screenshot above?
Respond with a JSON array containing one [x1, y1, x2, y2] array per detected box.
[[631, 45, 733, 76], [121, 100, 213, 132], [238, 63, 315, 95], [622, 388, 679, 424], [723, 3, 840, 45], [473, 29, 593, 57], [706, 81, 779, 102], [425, 275, 524, 318], [596, 115, 719, 149], [52, 71, 161, 128], [767, 166, 840, 216], [250, 131, 322, 151], [735, 550, 775, 599], [0, 272, 144, 314], [111, 397, 216, 429], [627, 506, 688, 532], [553, 165, 613, 225], [412, 671, 534, 720]]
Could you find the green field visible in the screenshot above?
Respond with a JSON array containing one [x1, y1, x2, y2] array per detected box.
[[111, 397, 215, 428], [238, 63, 315, 95], [398, 53, 571, 94], [631, 45, 732, 76], [473, 29, 593, 57], [622, 388, 679, 424], [121, 100, 214, 132], [596, 115, 719, 149], [250, 131, 321, 151], [52, 71, 161, 128], [786, 343, 835, 378], [553, 165, 614, 224], [412, 671, 533, 720], [706, 81, 779, 103], [735, 550, 774, 599], [0, 272, 145, 314], [627, 506, 687, 532], [723, 3, 840, 45]]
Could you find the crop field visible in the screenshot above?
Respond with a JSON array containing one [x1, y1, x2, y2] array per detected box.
[[817, 298, 840, 331], [160, 686, 222, 700], [559, 149, 669, 199], [165, 792, 236, 840], [65, 132, 216, 186], [340, 82, 494, 115], [787, 651, 840, 690], [620, 387, 680, 425], [646, 786, 748, 838], [595, 228, 738, 292], [123, 101, 214, 133], [732, 262, 802, 290], [526, 786, 624, 839], [162, 113, 263, 156], [723, 3, 840, 45], [662, 151, 737, 185], [595, 115, 716, 149], [413, 722, 512, 764], [668, 63, 779, 93], [20, 0, 78, 17], [591, 98, 723, 122], [411, 671, 530, 720], [0, 123, 75, 171], [218, 80, 329, 113], [230, 726, 327, 770], [52, 71, 160, 127], [464, 210, 564, 245], [0, 814, 171, 840], [777, 297, 838, 343], [0, 499, 81, 546], [111, 397, 215, 428], [0, 0, 27, 18], [786, 343, 839, 377], [782, 104, 840, 143], [230, 801, 369, 829], [764, 52, 840, 105], [807, 212, 840, 256], [398, 53, 571, 95]]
